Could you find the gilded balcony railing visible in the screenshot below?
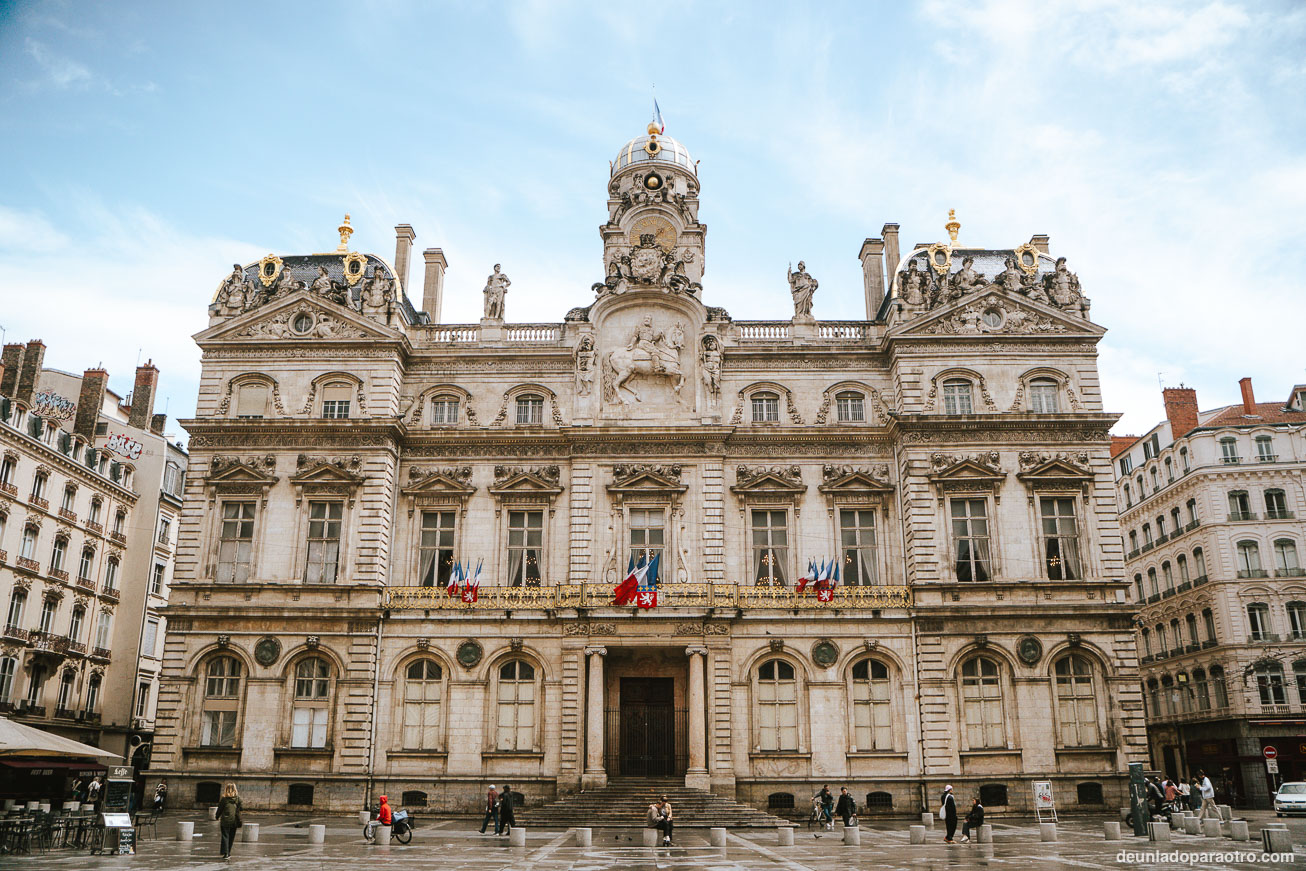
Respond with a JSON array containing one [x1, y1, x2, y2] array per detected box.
[[383, 583, 912, 611]]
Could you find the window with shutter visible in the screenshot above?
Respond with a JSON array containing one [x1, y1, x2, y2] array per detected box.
[[236, 383, 269, 419], [321, 383, 351, 419]]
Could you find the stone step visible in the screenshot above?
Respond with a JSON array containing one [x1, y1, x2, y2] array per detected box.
[[516, 781, 789, 829]]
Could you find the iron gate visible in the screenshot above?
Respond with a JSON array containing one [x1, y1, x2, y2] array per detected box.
[[605, 677, 687, 776]]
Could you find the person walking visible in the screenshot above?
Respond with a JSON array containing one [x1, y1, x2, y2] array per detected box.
[[941, 785, 958, 844], [646, 795, 674, 846], [479, 784, 499, 835], [86, 775, 102, 810], [960, 797, 984, 843], [814, 785, 834, 830], [1177, 778, 1190, 810], [835, 787, 857, 828], [217, 782, 243, 860], [497, 784, 516, 835], [1163, 778, 1177, 804], [153, 780, 168, 813], [1196, 771, 1219, 821], [1188, 777, 1202, 812]]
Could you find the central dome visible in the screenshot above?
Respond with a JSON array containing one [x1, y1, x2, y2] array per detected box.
[[614, 128, 694, 175]]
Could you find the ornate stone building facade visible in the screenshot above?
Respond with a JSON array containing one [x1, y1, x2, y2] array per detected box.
[[153, 124, 1144, 814], [1114, 379, 1306, 808]]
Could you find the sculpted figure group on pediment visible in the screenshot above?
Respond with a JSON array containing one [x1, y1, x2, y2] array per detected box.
[[592, 234, 701, 298], [896, 254, 1089, 319], [212, 261, 397, 322]]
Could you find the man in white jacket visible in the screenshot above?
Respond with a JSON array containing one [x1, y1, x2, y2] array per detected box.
[[1196, 771, 1220, 821]]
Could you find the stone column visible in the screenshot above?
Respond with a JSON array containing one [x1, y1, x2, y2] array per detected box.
[[582, 646, 607, 789], [685, 645, 710, 789]]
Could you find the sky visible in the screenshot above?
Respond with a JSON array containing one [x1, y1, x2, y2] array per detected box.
[[1, 0, 1303, 438]]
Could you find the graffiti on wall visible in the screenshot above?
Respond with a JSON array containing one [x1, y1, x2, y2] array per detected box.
[[103, 432, 143, 460], [32, 390, 76, 421]]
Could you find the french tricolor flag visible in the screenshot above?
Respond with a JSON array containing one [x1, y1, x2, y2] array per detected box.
[[653, 100, 664, 134]]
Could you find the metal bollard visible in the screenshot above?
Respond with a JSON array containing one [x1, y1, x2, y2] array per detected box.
[[1201, 819, 1221, 838], [309, 824, 325, 844], [921, 811, 934, 829], [843, 825, 861, 846], [909, 824, 927, 844], [1039, 823, 1057, 842], [1148, 821, 1170, 842], [575, 827, 592, 847], [176, 821, 194, 841], [1230, 820, 1249, 841], [710, 827, 727, 847], [777, 826, 794, 846], [509, 827, 526, 848], [977, 823, 992, 843], [242, 823, 260, 842], [375, 824, 391, 846], [1103, 821, 1120, 841]]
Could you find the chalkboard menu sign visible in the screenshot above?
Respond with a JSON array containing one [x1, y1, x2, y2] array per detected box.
[[104, 777, 133, 812], [116, 827, 136, 855]]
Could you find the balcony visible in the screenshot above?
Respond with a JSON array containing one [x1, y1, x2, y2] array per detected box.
[[1221, 456, 1241, 465], [1185, 519, 1200, 531], [100, 586, 119, 603], [108, 530, 126, 545], [1155, 532, 1169, 545], [1140, 654, 1155, 664], [382, 582, 914, 612], [1185, 643, 1200, 653], [0, 481, 16, 497], [29, 496, 48, 510], [1250, 633, 1280, 643], [90, 647, 112, 662], [1267, 510, 1295, 520], [1276, 568, 1306, 578], [64, 640, 86, 656], [1147, 593, 1162, 604], [0, 549, 6, 564], [1254, 703, 1306, 717], [57, 508, 76, 523], [1237, 569, 1269, 578], [16, 556, 39, 572], [1162, 588, 1176, 598], [1193, 574, 1210, 586], [1256, 454, 1278, 462], [1127, 549, 1141, 560], [48, 568, 68, 582], [1290, 631, 1306, 641], [1140, 542, 1155, 553], [1228, 511, 1257, 522], [1170, 646, 1184, 657], [86, 521, 103, 535], [14, 703, 47, 718], [29, 630, 70, 654], [75, 575, 94, 591], [2, 624, 29, 643], [54, 707, 77, 720], [1176, 581, 1192, 593], [1201, 639, 1218, 649], [80, 711, 101, 725]]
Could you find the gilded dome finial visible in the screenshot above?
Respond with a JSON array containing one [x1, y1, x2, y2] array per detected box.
[[647, 121, 660, 137], [336, 214, 354, 253], [945, 209, 960, 247]]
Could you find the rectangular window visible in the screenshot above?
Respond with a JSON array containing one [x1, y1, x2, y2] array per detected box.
[[1029, 382, 1059, 413], [291, 707, 328, 748], [304, 501, 343, 584], [235, 383, 268, 419], [515, 396, 544, 425], [20, 527, 37, 561], [839, 508, 878, 586], [201, 710, 237, 747], [942, 381, 973, 415], [26, 665, 46, 706], [320, 383, 351, 419], [1040, 497, 1081, 580], [217, 502, 256, 584], [150, 563, 166, 596], [1266, 490, 1288, 518], [430, 397, 459, 425], [751, 509, 788, 585], [1219, 438, 1239, 464], [507, 510, 543, 587], [95, 611, 112, 648], [1118, 455, 1133, 476], [628, 508, 665, 569], [158, 518, 171, 546], [835, 393, 865, 423], [417, 511, 455, 588], [951, 498, 991, 582], [1255, 436, 1275, 461], [136, 682, 151, 718], [38, 599, 56, 633], [751, 393, 780, 423], [0, 456, 14, 485], [143, 618, 159, 658], [1247, 605, 1271, 641]]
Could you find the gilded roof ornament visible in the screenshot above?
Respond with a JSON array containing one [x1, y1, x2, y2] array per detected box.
[[336, 214, 354, 254], [945, 209, 960, 248]]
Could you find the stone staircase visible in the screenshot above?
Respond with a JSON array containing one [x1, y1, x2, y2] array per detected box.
[[517, 778, 789, 828]]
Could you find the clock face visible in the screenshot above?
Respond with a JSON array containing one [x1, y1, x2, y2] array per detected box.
[[629, 215, 677, 250]]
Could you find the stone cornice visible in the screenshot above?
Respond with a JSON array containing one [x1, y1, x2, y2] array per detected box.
[[0, 425, 138, 503]]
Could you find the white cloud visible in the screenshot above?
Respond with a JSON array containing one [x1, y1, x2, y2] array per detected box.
[[24, 37, 93, 89]]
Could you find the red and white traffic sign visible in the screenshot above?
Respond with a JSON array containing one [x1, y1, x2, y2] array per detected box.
[[1263, 745, 1278, 760]]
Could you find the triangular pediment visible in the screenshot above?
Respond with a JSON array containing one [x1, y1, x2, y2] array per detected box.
[[818, 470, 893, 494], [206, 459, 278, 485], [1016, 452, 1093, 486], [196, 291, 394, 342], [926, 452, 1005, 483], [1017, 459, 1091, 480], [730, 466, 806, 495], [607, 471, 688, 494], [403, 468, 476, 497], [291, 463, 365, 486], [490, 472, 565, 496], [895, 290, 1104, 339]]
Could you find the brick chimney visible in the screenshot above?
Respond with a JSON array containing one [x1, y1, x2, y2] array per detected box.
[[15, 340, 45, 406], [150, 412, 167, 435], [1238, 377, 1256, 415], [858, 237, 885, 320], [128, 361, 159, 430], [422, 248, 448, 322], [0, 344, 22, 399], [1162, 386, 1198, 438], [75, 368, 109, 440], [394, 224, 416, 294]]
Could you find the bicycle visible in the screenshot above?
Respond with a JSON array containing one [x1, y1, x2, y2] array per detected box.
[[363, 810, 413, 844]]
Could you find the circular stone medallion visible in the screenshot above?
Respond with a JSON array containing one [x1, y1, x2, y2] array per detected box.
[[456, 640, 484, 669], [254, 636, 282, 667], [811, 639, 840, 668], [1017, 635, 1043, 666]]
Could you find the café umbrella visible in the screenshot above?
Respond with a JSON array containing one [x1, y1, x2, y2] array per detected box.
[[0, 716, 120, 759]]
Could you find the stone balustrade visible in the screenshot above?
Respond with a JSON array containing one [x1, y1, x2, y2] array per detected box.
[[384, 582, 911, 611]]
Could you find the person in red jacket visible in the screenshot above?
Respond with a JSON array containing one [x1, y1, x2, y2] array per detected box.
[[377, 795, 393, 826]]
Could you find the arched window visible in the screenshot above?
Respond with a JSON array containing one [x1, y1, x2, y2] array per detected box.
[[88, 498, 102, 525], [1156, 515, 1167, 537], [430, 395, 459, 426], [61, 485, 76, 513], [1294, 660, 1306, 703], [0, 656, 17, 704], [1255, 662, 1286, 706], [291, 658, 331, 748], [1133, 574, 1144, 602], [56, 670, 76, 713], [960, 656, 1005, 748], [1053, 655, 1099, 746], [1146, 678, 1160, 715], [1028, 378, 1059, 413], [1161, 562, 1174, 592], [1176, 554, 1189, 583], [1287, 601, 1306, 640], [751, 391, 780, 423], [319, 382, 352, 419], [1169, 618, 1181, 652], [1275, 540, 1301, 576], [1219, 437, 1239, 463], [1228, 490, 1252, 520], [30, 471, 48, 502], [757, 659, 798, 751], [515, 394, 544, 426], [1192, 667, 1210, 709], [1142, 524, 1152, 546], [835, 391, 865, 423], [402, 659, 443, 750], [1128, 531, 1138, 553], [1171, 507, 1181, 531], [1202, 608, 1217, 643], [1155, 623, 1167, 652], [942, 379, 973, 415], [850, 659, 891, 750], [1164, 457, 1173, 482], [1180, 447, 1190, 472], [1246, 603, 1272, 641], [1185, 613, 1199, 646], [1123, 484, 1131, 507], [201, 655, 243, 747], [1150, 467, 1160, 490], [496, 660, 536, 751], [1147, 568, 1158, 597], [1159, 675, 1175, 715], [1236, 541, 1262, 576], [50, 536, 68, 573], [235, 382, 269, 419], [1266, 489, 1289, 518], [1140, 627, 1151, 657]]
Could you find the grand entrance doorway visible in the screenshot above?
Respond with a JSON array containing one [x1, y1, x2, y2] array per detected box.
[[609, 677, 684, 777]]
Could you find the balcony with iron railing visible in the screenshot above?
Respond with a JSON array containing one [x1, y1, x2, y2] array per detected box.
[[90, 646, 112, 662], [383, 582, 913, 612], [75, 574, 95, 591], [1276, 568, 1306, 578], [28, 630, 70, 654], [57, 508, 76, 523], [1237, 569, 1269, 579], [1192, 574, 1210, 586], [1201, 638, 1218, 649], [1250, 632, 1280, 643], [1228, 511, 1257, 522], [0, 481, 17, 498], [2, 624, 29, 642], [49, 568, 68, 582], [1257, 453, 1278, 462], [1127, 548, 1141, 560], [1267, 510, 1295, 520], [29, 496, 48, 510], [100, 585, 119, 602], [86, 520, 103, 535], [15, 556, 40, 572], [108, 530, 127, 545], [0, 549, 6, 564]]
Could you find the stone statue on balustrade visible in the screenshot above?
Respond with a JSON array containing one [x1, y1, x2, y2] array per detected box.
[[787, 261, 818, 318], [483, 264, 510, 320]]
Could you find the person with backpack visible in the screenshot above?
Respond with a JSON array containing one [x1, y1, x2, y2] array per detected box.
[[217, 782, 243, 860]]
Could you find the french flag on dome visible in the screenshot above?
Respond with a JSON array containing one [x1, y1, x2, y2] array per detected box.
[[652, 99, 664, 134]]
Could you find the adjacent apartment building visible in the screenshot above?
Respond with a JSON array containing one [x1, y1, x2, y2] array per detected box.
[[1114, 379, 1306, 808], [0, 340, 188, 784]]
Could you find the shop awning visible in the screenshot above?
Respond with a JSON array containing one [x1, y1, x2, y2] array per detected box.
[[0, 758, 107, 777], [0, 716, 121, 760]]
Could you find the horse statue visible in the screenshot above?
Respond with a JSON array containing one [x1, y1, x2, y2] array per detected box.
[[603, 321, 685, 404]]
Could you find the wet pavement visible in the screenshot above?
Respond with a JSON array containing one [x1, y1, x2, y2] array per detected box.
[[1, 811, 1303, 870]]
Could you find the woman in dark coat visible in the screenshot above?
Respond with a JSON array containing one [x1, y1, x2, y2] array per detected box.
[[217, 782, 242, 859], [961, 797, 984, 843], [498, 784, 516, 834]]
